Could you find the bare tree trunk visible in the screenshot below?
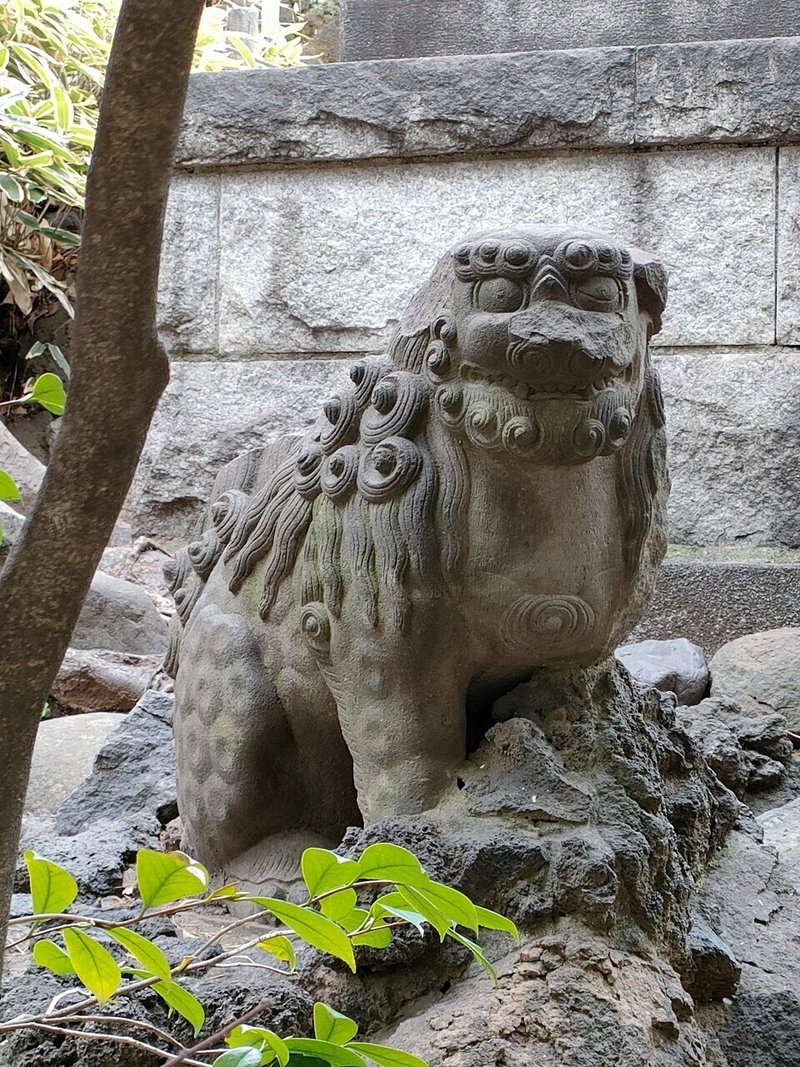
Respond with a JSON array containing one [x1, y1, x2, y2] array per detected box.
[[0, 0, 205, 982]]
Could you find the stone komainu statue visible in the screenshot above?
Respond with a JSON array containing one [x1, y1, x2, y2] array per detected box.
[[165, 226, 669, 889]]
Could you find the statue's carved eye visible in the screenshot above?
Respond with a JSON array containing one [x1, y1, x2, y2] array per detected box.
[[475, 277, 525, 313], [571, 276, 623, 311]]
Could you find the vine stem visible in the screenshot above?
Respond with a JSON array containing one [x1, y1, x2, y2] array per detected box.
[[0, 1021, 213, 1066], [159, 997, 275, 1067]]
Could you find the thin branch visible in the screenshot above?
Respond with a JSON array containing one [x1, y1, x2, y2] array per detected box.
[[160, 998, 275, 1067], [0, 1021, 210, 1066]]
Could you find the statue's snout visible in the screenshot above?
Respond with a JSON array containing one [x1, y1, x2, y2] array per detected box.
[[507, 303, 630, 391]]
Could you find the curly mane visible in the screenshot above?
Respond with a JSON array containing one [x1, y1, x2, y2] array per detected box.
[[164, 237, 667, 662]]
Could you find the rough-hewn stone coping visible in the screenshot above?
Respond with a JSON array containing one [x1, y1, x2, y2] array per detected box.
[[177, 36, 800, 170]]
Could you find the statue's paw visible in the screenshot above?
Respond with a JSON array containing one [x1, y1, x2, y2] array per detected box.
[[220, 831, 338, 915]]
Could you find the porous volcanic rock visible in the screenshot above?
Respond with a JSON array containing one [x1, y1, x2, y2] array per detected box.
[[55, 691, 176, 834]]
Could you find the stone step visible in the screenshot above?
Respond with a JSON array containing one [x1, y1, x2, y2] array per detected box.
[[635, 558, 800, 654]]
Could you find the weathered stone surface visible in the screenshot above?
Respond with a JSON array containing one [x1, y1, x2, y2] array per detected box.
[[50, 649, 160, 716], [694, 827, 800, 1067], [101, 538, 174, 616], [758, 797, 800, 894], [710, 629, 800, 732], [23, 713, 122, 835], [637, 38, 800, 148], [157, 172, 218, 354], [686, 915, 741, 1004], [72, 570, 168, 655], [634, 560, 800, 654], [177, 49, 636, 168], [176, 40, 800, 171], [340, 1, 800, 60], [214, 148, 773, 358], [676, 696, 792, 798], [16, 814, 160, 899], [777, 147, 800, 344], [616, 638, 709, 704], [131, 358, 353, 543], [655, 350, 800, 547], [55, 691, 176, 835]]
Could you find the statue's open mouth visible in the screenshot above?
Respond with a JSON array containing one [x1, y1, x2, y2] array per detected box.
[[458, 361, 633, 402]]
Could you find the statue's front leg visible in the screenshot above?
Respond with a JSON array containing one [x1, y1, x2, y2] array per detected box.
[[319, 623, 469, 823]]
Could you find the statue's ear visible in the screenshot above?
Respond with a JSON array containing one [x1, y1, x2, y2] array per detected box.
[[632, 257, 668, 338]]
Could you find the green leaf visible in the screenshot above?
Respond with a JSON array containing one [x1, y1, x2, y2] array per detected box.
[[250, 897, 356, 973], [447, 928, 497, 981], [257, 934, 297, 970], [46, 343, 70, 378], [229, 1025, 290, 1066], [351, 923, 392, 949], [475, 905, 519, 940], [319, 889, 357, 923], [214, 1049, 263, 1067], [33, 938, 75, 976], [285, 1038, 366, 1067], [38, 225, 81, 246], [136, 849, 209, 910], [62, 928, 122, 1005], [413, 879, 478, 933], [0, 469, 21, 502], [302, 848, 359, 898], [16, 208, 40, 228], [28, 372, 66, 415], [152, 978, 205, 1036], [370, 895, 427, 935], [0, 172, 24, 201], [24, 850, 77, 914], [207, 883, 237, 901], [314, 1002, 358, 1045], [107, 926, 171, 982], [396, 886, 451, 940], [356, 844, 428, 887], [346, 1043, 428, 1067]]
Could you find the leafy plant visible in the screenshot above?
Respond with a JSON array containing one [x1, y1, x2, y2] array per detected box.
[[0, 0, 319, 400], [2, 842, 518, 1063]]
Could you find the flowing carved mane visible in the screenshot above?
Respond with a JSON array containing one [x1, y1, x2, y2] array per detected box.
[[164, 239, 667, 671]]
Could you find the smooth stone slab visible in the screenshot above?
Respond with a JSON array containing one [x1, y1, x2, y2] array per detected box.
[[655, 349, 800, 548], [214, 147, 774, 357], [758, 797, 800, 894], [777, 147, 800, 345], [131, 358, 353, 543], [340, 0, 800, 61], [25, 713, 123, 823], [157, 172, 218, 355], [710, 629, 800, 732]]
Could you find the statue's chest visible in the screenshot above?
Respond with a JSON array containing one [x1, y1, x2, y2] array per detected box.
[[460, 457, 629, 665]]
